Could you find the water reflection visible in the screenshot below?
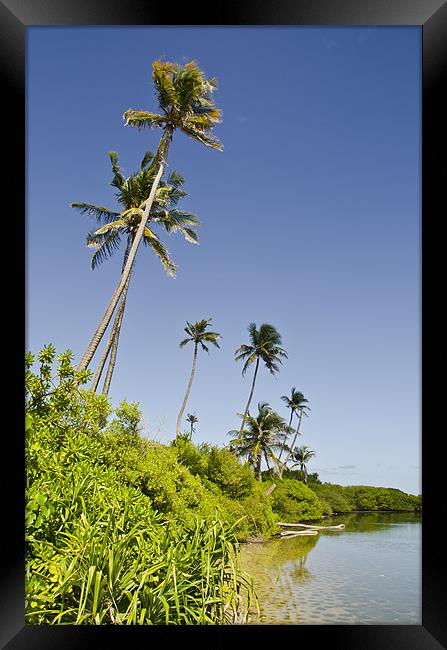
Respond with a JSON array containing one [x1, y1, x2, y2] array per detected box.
[[239, 512, 421, 625]]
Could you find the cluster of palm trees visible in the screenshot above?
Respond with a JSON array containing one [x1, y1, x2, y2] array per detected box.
[[72, 58, 316, 483], [174, 317, 316, 482]]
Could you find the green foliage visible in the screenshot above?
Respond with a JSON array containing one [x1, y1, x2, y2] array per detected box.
[[25, 347, 255, 624], [206, 447, 256, 499], [310, 483, 355, 514], [267, 479, 323, 522], [309, 482, 421, 514], [343, 485, 421, 512], [171, 437, 208, 478]]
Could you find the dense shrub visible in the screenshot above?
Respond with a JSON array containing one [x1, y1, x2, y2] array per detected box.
[[310, 483, 355, 514], [344, 485, 421, 512], [266, 479, 323, 522]]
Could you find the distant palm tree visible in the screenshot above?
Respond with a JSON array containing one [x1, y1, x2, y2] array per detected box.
[[227, 402, 292, 479], [71, 149, 199, 394], [278, 388, 310, 471], [176, 319, 221, 437], [291, 445, 316, 484], [186, 413, 198, 438], [77, 59, 222, 372], [235, 323, 287, 431]]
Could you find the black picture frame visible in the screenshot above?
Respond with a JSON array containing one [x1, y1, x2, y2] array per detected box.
[[3, 0, 445, 647]]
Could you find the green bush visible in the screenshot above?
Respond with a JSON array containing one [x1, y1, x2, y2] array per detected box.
[[206, 447, 256, 499], [311, 483, 355, 514], [267, 479, 323, 522]]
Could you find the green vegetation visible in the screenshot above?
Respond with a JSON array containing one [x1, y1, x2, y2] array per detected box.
[[307, 479, 422, 514], [25, 346, 258, 624]]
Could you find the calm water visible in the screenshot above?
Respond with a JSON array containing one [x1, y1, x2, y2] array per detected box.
[[239, 512, 421, 625]]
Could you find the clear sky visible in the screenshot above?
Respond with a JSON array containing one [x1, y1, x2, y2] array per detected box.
[[27, 27, 420, 495]]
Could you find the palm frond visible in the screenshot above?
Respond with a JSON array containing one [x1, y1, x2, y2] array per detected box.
[[108, 151, 125, 189], [123, 110, 166, 130], [142, 229, 177, 277], [70, 202, 119, 225], [86, 229, 123, 269]]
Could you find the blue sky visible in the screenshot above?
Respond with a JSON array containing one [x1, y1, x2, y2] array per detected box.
[[27, 27, 420, 494]]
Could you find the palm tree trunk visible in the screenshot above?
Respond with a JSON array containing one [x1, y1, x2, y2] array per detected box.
[[255, 452, 262, 480], [90, 293, 125, 392], [240, 357, 259, 432], [90, 242, 134, 393], [176, 343, 198, 438], [77, 133, 172, 372], [102, 288, 126, 395], [278, 409, 294, 463], [278, 410, 303, 478]]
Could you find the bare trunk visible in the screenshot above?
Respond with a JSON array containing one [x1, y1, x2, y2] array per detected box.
[[278, 409, 303, 477], [102, 289, 126, 395], [176, 343, 198, 438], [90, 294, 125, 392], [91, 241, 133, 393], [278, 409, 294, 463], [77, 133, 171, 372], [240, 357, 259, 432]]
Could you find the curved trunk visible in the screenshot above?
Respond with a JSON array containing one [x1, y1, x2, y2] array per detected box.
[[278, 409, 294, 463], [176, 343, 198, 438], [102, 287, 127, 395], [77, 133, 172, 372], [90, 241, 133, 393], [278, 409, 303, 477], [90, 292, 125, 392], [240, 357, 259, 432]]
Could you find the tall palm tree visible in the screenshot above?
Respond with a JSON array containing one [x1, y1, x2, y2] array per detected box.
[[227, 402, 292, 480], [71, 149, 199, 394], [291, 445, 316, 484], [278, 388, 310, 467], [176, 319, 221, 438], [235, 323, 287, 431], [186, 413, 198, 438], [77, 59, 222, 372]]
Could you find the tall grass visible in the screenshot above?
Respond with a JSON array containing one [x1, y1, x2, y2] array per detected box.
[[26, 429, 257, 624]]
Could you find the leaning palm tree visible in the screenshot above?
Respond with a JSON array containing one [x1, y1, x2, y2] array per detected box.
[[186, 413, 198, 438], [235, 323, 287, 431], [290, 445, 316, 484], [278, 388, 310, 467], [227, 402, 292, 480], [77, 59, 222, 372], [71, 149, 199, 394], [176, 319, 221, 438]]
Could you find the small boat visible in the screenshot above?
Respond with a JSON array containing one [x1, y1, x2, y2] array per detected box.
[[277, 522, 345, 531]]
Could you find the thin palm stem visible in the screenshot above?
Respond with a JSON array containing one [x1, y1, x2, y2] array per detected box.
[[240, 357, 259, 432], [280, 410, 304, 474], [176, 343, 198, 438], [278, 409, 294, 463]]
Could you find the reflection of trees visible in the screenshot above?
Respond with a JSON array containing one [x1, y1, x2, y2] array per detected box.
[[240, 536, 318, 623], [292, 555, 311, 583], [331, 511, 421, 534]]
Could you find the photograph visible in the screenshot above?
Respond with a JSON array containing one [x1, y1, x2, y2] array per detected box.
[[25, 24, 422, 627]]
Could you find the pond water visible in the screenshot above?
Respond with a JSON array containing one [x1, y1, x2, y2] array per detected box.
[[238, 512, 421, 625]]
